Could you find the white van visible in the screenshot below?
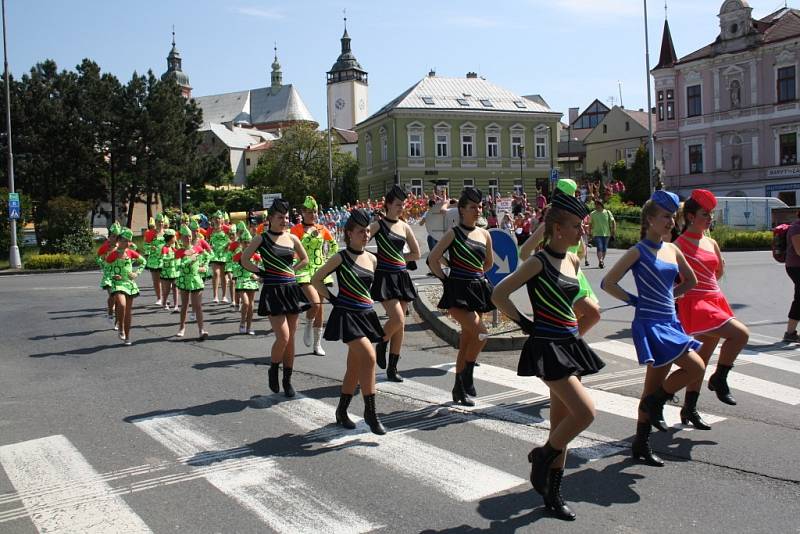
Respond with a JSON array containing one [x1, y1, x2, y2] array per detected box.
[[712, 197, 788, 230]]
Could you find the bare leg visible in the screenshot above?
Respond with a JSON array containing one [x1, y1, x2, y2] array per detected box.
[[268, 315, 290, 365], [662, 351, 706, 395], [686, 334, 719, 393], [191, 292, 204, 332], [123, 295, 133, 339], [179, 291, 189, 330], [150, 270, 161, 302], [638, 365, 670, 423], [283, 314, 300, 369], [546, 376, 596, 453], [389, 301, 409, 354], [348, 337, 377, 396], [380, 299, 406, 343], [114, 293, 126, 335]]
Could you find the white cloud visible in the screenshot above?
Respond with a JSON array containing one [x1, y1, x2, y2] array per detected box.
[[445, 15, 503, 28], [232, 6, 285, 19]]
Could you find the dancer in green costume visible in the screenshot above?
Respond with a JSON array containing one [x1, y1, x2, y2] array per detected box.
[[159, 229, 179, 312], [233, 227, 261, 334], [224, 223, 239, 309], [98, 222, 121, 328], [208, 211, 231, 303], [106, 228, 145, 345], [175, 224, 209, 340], [144, 214, 167, 306], [519, 179, 601, 333]]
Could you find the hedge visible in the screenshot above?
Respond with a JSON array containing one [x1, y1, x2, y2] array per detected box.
[[25, 253, 92, 270], [607, 225, 772, 251]]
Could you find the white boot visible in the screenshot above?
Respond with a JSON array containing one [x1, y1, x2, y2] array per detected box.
[[303, 318, 313, 347], [313, 327, 326, 356]]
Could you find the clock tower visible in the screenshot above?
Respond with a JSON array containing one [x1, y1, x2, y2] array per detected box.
[[327, 19, 368, 131]]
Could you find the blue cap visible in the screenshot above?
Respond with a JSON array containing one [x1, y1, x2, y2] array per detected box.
[[651, 190, 680, 213]]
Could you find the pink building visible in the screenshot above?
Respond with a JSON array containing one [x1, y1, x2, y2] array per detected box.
[[653, 1, 800, 205]]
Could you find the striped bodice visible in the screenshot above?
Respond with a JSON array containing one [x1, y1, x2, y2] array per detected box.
[[257, 234, 296, 286], [526, 251, 579, 340], [674, 235, 721, 296], [375, 219, 407, 272], [333, 251, 375, 311], [447, 226, 486, 280], [631, 242, 678, 321]]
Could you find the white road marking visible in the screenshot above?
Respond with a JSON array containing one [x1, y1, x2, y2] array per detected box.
[[269, 395, 526, 501], [592, 340, 800, 405], [0, 434, 151, 532], [133, 413, 378, 534], [434, 362, 726, 425]]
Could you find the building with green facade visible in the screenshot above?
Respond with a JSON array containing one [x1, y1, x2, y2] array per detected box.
[[354, 72, 562, 200]]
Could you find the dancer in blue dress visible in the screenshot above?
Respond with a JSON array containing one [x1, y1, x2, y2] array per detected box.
[[601, 190, 705, 467]]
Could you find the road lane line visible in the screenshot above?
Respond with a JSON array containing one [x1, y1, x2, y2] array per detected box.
[[434, 362, 726, 425], [132, 413, 379, 534], [0, 434, 151, 532], [268, 395, 526, 501]]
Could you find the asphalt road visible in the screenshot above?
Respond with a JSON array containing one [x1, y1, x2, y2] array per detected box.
[[0, 242, 799, 533]]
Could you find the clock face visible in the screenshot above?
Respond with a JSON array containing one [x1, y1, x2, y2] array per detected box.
[[335, 98, 346, 110], [358, 98, 365, 111]]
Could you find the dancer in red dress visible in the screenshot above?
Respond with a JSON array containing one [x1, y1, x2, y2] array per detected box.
[[675, 189, 749, 428]]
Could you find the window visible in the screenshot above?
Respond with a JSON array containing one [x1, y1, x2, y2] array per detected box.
[[365, 134, 373, 168], [534, 129, 547, 159], [625, 121, 630, 131], [480, 99, 493, 107], [246, 158, 251, 166], [687, 85, 702, 117], [689, 144, 703, 174], [422, 96, 435, 105], [658, 103, 664, 121], [380, 132, 388, 161], [513, 100, 526, 109], [573, 101, 609, 129], [625, 147, 636, 165], [488, 178, 499, 198], [780, 133, 797, 166], [487, 135, 499, 158], [411, 178, 423, 196], [778, 66, 796, 103], [457, 98, 469, 106], [463, 178, 475, 189], [657, 91, 664, 101], [666, 89, 675, 120], [511, 132, 523, 158], [409, 133, 422, 157], [436, 134, 449, 158], [602, 124, 607, 134], [461, 134, 474, 157]]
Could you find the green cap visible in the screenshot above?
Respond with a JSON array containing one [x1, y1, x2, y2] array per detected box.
[[240, 228, 253, 241], [212, 210, 224, 220], [163, 229, 176, 237], [180, 224, 192, 237], [109, 222, 122, 236], [303, 195, 318, 211], [236, 221, 247, 233], [227, 224, 237, 235], [154, 213, 164, 222], [556, 178, 578, 196], [189, 219, 199, 231], [119, 228, 133, 241]]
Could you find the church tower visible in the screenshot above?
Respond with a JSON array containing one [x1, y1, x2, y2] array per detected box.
[[160, 28, 192, 98], [326, 18, 368, 130], [270, 45, 283, 95]]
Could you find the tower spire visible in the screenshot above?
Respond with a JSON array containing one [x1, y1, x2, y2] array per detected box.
[[161, 26, 191, 97], [172, 24, 176, 47], [654, 17, 678, 70], [271, 42, 282, 94]]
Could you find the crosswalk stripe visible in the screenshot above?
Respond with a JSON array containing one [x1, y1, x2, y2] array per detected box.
[[378, 378, 627, 461], [592, 340, 800, 405], [434, 362, 726, 425], [132, 413, 379, 534], [266, 395, 527, 501], [0, 435, 152, 533], [739, 351, 800, 375]]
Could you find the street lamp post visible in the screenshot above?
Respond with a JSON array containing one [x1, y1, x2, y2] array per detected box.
[[567, 125, 572, 180], [518, 144, 525, 194], [2, 0, 21, 269], [643, 0, 656, 193]]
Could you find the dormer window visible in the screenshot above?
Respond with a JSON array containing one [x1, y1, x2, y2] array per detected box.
[[422, 96, 435, 105], [730, 23, 738, 35]]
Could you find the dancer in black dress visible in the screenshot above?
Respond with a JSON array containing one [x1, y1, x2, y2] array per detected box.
[[370, 185, 421, 382], [492, 193, 604, 521], [312, 208, 387, 435], [242, 199, 309, 398], [428, 188, 494, 406]]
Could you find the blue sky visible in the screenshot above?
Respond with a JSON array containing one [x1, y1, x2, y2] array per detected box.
[[6, 0, 790, 124]]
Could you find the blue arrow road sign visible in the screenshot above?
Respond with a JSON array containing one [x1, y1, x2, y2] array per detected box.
[[8, 206, 20, 219], [486, 228, 519, 286]]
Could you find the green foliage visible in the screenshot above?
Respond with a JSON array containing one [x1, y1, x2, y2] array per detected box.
[[611, 160, 627, 182], [604, 194, 642, 223], [0, 188, 32, 259], [40, 196, 94, 255], [622, 144, 651, 205], [710, 226, 772, 250], [188, 187, 266, 215], [610, 224, 641, 249], [25, 253, 91, 270]]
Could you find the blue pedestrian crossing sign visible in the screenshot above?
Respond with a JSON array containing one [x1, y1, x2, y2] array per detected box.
[[8, 192, 19, 220], [486, 228, 518, 286]]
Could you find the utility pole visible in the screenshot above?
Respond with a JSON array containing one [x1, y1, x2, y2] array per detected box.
[[644, 0, 657, 193], [3, 0, 20, 268], [327, 95, 334, 207]]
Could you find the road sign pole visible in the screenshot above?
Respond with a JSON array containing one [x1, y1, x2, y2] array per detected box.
[[3, 0, 21, 269]]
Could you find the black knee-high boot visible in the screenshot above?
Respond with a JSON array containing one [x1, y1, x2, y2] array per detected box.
[[527, 442, 562, 495], [632, 422, 665, 466], [544, 468, 576, 521], [462, 361, 477, 397], [451, 373, 475, 406], [268, 362, 280, 394], [376, 340, 388, 370], [640, 386, 671, 431], [386, 353, 403, 382], [282, 367, 295, 398], [335, 392, 356, 429], [363, 394, 386, 435], [680, 390, 711, 430], [708, 364, 736, 405]]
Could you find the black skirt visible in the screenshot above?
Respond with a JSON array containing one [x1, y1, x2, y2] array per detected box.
[[324, 306, 385, 343], [257, 283, 309, 317], [437, 277, 495, 313], [517, 336, 605, 381], [370, 269, 418, 303]]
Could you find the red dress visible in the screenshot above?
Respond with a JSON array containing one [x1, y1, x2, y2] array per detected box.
[[675, 233, 734, 335]]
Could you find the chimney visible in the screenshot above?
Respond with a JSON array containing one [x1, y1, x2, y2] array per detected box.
[[568, 107, 579, 125], [638, 108, 644, 112], [428, 69, 436, 77], [466, 72, 478, 79]]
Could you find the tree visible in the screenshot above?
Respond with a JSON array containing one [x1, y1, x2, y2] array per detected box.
[[623, 144, 651, 205], [611, 159, 627, 183]]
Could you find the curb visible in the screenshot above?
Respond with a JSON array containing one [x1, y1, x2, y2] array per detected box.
[[0, 266, 99, 277], [413, 286, 527, 352]]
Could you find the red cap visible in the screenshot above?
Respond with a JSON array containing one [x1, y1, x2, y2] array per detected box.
[[691, 189, 717, 211]]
